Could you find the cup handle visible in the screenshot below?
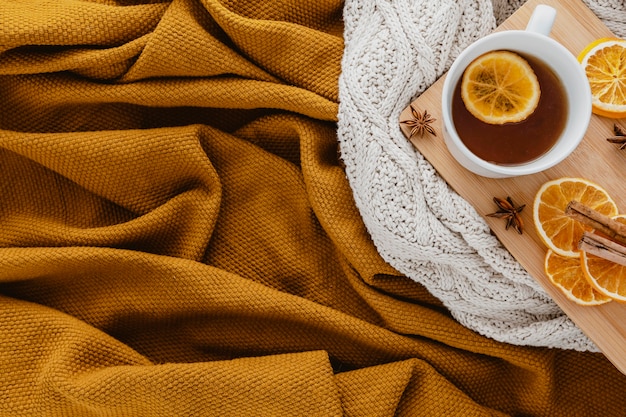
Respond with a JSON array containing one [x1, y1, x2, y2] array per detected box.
[[525, 4, 557, 36]]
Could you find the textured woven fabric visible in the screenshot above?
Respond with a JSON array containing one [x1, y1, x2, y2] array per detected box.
[[1, 0, 626, 416], [337, 0, 626, 351]]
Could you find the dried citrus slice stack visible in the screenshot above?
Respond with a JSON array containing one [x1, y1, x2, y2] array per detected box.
[[578, 38, 626, 118], [461, 50, 540, 124], [580, 216, 626, 302], [533, 177, 618, 258], [545, 250, 612, 306], [533, 177, 619, 305]]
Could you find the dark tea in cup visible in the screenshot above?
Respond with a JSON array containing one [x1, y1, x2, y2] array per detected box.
[[441, 4, 591, 178], [451, 51, 568, 165]]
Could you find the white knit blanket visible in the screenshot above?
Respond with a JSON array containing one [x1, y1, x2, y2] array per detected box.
[[338, 0, 626, 351]]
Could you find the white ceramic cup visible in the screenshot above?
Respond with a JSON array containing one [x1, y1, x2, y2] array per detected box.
[[441, 4, 592, 178]]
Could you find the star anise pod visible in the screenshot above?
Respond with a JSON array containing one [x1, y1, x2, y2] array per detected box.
[[401, 105, 437, 138], [606, 123, 626, 150], [487, 196, 525, 234]]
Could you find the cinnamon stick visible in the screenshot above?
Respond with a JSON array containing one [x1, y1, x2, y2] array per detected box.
[[579, 231, 626, 267], [565, 200, 626, 246]]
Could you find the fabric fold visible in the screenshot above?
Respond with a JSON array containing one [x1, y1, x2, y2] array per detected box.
[[0, 297, 343, 416]]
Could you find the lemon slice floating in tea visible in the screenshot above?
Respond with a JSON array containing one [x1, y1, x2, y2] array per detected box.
[[461, 50, 540, 124], [578, 38, 626, 119]]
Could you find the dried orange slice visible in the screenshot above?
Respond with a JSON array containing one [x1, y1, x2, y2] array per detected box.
[[545, 250, 612, 306], [580, 216, 626, 302], [533, 177, 618, 258], [461, 50, 540, 124], [578, 38, 626, 118]]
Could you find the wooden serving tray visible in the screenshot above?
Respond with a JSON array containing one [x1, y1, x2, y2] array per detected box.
[[400, 0, 626, 374]]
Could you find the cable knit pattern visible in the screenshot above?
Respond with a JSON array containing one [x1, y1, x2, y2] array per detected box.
[[338, 0, 626, 351]]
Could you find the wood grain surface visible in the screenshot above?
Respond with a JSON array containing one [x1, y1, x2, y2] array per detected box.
[[399, 0, 626, 374]]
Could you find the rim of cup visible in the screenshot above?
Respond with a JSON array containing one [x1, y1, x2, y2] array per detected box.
[[441, 30, 592, 177]]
